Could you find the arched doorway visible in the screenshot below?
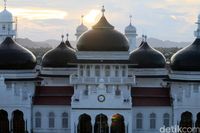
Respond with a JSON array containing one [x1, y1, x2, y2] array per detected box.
[[77, 114, 92, 133], [94, 114, 109, 133], [12, 110, 25, 133], [0, 110, 9, 133], [111, 114, 125, 133], [195, 113, 200, 133], [179, 111, 193, 133]]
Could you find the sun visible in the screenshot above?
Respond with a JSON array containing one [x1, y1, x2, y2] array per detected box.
[[84, 9, 101, 24]]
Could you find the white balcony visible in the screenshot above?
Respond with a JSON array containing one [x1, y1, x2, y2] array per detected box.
[[70, 75, 135, 85], [0, 30, 16, 36]]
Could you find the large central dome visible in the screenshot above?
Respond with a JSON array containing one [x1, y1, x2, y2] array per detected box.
[[76, 8, 129, 51]]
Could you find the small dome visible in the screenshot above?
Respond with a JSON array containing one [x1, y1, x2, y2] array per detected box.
[[0, 37, 36, 69], [125, 23, 136, 33], [0, 9, 13, 22], [42, 41, 76, 68], [77, 15, 129, 51], [129, 41, 166, 68], [76, 24, 88, 33], [171, 38, 200, 71]]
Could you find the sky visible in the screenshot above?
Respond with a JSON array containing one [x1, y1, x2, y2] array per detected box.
[[1, 0, 200, 42]]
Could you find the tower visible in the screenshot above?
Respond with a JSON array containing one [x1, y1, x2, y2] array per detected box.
[[194, 14, 200, 38], [75, 15, 88, 40], [125, 15, 137, 52], [71, 6, 134, 133], [0, 0, 17, 42]]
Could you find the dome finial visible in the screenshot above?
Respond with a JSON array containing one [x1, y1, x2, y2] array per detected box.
[[129, 15, 132, 25], [4, 0, 7, 9], [61, 34, 64, 42], [101, 5, 105, 16], [142, 35, 145, 42], [195, 14, 200, 38], [66, 33, 69, 41], [144, 35, 147, 42], [142, 35, 147, 42], [81, 15, 84, 25]]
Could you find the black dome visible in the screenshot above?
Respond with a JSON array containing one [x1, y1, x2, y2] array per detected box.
[[77, 15, 129, 51], [42, 41, 76, 68], [171, 38, 200, 71], [129, 41, 166, 68], [0, 37, 36, 70]]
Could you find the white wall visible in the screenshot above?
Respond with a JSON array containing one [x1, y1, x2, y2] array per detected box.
[[133, 107, 172, 133], [33, 105, 71, 133]]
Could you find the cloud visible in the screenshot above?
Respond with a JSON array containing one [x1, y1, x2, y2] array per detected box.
[[170, 15, 177, 20], [1, 0, 200, 42], [9, 8, 67, 20]]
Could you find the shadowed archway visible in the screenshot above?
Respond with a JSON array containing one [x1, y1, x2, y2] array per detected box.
[[12, 110, 25, 133], [0, 110, 9, 133], [179, 111, 192, 133], [195, 113, 200, 133], [77, 114, 92, 133], [94, 114, 109, 133], [111, 114, 125, 133]]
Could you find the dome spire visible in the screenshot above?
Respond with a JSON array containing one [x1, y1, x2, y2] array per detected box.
[[81, 15, 84, 25], [66, 33, 69, 41], [142, 35, 147, 42], [101, 5, 105, 16], [4, 0, 7, 10], [129, 15, 132, 25], [61, 34, 64, 42], [195, 14, 200, 38]]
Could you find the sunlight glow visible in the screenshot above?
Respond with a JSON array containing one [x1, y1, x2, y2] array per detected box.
[[9, 8, 67, 20], [84, 9, 100, 24]]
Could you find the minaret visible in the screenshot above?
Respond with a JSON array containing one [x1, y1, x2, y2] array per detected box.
[[194, 14, 200, 38], [125, 15, 137, 52], [0, 0, 17, 42], [75, 15, 88, 40]]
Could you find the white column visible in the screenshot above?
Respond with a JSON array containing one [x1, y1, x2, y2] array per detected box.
[[8, 111, 12, 132], [108, 118, 112, 133], [125, 121, 128, 133], [193, 113, 197, 127], [77, 65, 80, 77], [91, 118, 95, 133]]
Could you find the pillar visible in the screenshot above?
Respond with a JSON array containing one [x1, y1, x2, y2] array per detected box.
[[91, 118, 95, 133]]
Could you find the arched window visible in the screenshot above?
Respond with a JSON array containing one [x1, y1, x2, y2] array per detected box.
[[150, 113, 156, 129], [86, 65, 90, 77], [163, 113, 170, 127], [115, 66, 119, 77], [49, 112, 55, 128], [80, 65, 84, 76], [136, 113, 143, 129], [105, 66, 110, 77], [35, 112, 41, 128], [95, 66, 100, 77], [62, 112, 68, 128], [2, 25, 5, 30], [122, 66, 126, 77]]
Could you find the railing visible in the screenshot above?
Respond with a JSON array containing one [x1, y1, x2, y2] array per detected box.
[[0, 30, 16, 35], [70, 76, 135, 84]]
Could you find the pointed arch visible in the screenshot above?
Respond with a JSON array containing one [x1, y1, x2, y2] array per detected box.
[[12, 110, 25, 133], [78, 114, 92, 133], [0, 109, 9, 133], [94, 114, 109, 133], [195, 112, 200, 133], [180, 111, 193, 133], [111, 113, 125, 133]]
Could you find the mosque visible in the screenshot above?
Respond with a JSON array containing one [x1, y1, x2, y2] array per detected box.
[[0, 1, 200, 133]]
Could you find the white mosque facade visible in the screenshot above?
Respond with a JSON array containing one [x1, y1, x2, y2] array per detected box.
[[0, 4, 200, 133]]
